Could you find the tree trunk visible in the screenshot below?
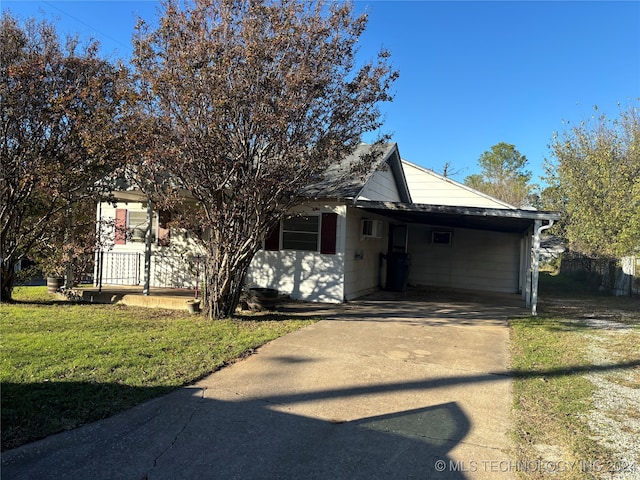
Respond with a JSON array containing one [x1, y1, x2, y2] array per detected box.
[[1, 260, 16, 302], [204, 269, 243, 319], [203, 233, 258, 320]]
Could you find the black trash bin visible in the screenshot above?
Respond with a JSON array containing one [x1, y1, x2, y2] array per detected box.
[[386, 253, 411, 292]]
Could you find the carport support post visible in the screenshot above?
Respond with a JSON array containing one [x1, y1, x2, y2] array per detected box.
[[143, 200, 153, 296], [531, 220, 542, 316], [524, 227, 533, 307]]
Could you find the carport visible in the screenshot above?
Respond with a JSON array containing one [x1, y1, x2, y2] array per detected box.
[[355, 200, 561, 316]]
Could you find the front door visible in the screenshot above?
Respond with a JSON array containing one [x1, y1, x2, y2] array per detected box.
[[388, 224, 407, 253], [386, 224, 410, 291]]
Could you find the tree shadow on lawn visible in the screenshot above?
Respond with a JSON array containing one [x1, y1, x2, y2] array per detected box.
[[1, 381, 174, 451], [5, 295, 103, 307], [6, 298, 67, 306]]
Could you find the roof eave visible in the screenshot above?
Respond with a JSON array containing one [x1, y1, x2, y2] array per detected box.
[[356, 199, 561, 221]]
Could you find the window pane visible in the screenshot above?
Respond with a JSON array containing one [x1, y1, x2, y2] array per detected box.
[[128, 211, 156, 243], [129, 211, 147, 227], [282, 215, 319, 251], [432, 231, 452, 245], [282, 232, 318, 251], [283, 216, 319, 233]]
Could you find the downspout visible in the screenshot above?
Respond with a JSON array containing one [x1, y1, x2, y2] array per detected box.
[[531, 219, 555, 316]]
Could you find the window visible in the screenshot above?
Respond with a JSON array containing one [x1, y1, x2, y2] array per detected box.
[[432, 231, 452, 245], [361, 219, 383, 239], [282, 215, 319, 251], [157, 210, 171, 246], [128, 211, 155, 243], [114, 208, 161, 244], [265, 212, 337, 254]]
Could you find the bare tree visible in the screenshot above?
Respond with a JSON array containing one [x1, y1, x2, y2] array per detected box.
[[1, 13, 124, 301], [133, 0, 397, 319], [440, 161, 465, 178]]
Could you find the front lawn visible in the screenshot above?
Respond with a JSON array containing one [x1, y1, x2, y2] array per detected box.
[[0, 287, 314, 450]]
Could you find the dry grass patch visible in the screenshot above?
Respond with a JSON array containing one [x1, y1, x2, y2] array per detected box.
[[510, 275, 639, 479]]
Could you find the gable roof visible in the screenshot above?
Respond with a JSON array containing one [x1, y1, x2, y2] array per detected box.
[[402, 160, 517, 209], [302, 143, 411, 203], [352, 157, 560, 234]]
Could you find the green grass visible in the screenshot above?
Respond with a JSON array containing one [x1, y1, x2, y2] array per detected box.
[[1, 287, 315, 450], [510, 317, 603, 479], [509, 273, 640, 479]]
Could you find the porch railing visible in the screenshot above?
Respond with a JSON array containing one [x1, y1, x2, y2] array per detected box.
[[97, 252, 141, 286], [95, 251, 204, 291]]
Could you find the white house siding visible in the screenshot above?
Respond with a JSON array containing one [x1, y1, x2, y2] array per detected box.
[[407, 225, 522, 293], [96, 202, 203, 288], [357, 165, 402, 202], [343, 207, 389, 300], [246, 203, 347, 303], [248, 250, 345, 303], [402, 161, 513, 209]]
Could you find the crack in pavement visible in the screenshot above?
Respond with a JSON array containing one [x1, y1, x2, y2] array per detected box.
[[144, 387, 207, 479]]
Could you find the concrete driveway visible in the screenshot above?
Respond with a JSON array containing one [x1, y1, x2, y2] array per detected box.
[[2, 290, 527, 480]]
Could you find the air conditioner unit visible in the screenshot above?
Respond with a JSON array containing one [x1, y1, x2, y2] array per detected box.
[[361, 219, 383, 239]]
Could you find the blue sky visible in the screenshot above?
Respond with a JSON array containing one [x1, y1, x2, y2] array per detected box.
[[3, 1, 639, 184]]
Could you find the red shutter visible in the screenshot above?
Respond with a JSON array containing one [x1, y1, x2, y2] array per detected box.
[[320, 213, 337, 254], [157, 210, 171, 247], [114, 209, 127, 245], [265, 222, 280, 251]]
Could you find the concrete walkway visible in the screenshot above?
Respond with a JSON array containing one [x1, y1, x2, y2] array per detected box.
[[2, 290, 527, 479]]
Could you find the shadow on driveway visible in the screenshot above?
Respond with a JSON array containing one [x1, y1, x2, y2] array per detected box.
[[1, 379, 471, 480]]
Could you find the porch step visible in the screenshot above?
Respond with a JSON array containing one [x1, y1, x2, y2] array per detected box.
[[64, 288, 198, 312]]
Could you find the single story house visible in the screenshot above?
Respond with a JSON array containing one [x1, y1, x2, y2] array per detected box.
[[96, 143, 559, 314]]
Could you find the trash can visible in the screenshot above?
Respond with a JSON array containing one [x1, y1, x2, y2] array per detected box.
[[386, 253, 411, 292], [46, 277, 64, 294]]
